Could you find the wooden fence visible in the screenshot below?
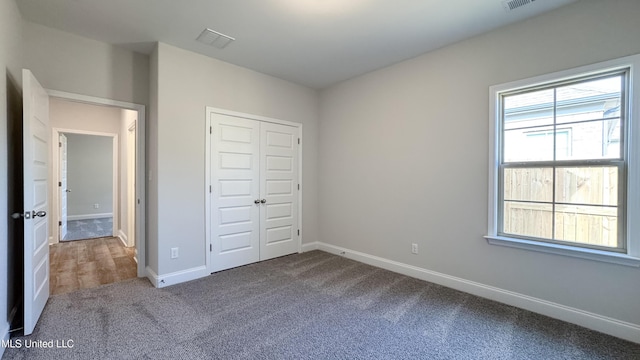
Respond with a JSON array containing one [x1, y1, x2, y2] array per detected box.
[[503, 167, 618, 247]]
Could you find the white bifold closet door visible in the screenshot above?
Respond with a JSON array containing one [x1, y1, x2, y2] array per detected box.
[[210, 113, 299, 272]]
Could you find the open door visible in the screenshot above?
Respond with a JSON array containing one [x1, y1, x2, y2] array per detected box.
[[22, 69, 50, 335], [59, 133, 68, 240]]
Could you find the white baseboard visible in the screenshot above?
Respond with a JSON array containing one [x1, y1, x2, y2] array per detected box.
[[1, 321, 9, 359], [316, 242, 640, 344], [301, 241, 319, 252], [118, 230, 128, 247], [146, 265, 209, 289], [146, 266, 159, 287], [67, 213, 113, 221]]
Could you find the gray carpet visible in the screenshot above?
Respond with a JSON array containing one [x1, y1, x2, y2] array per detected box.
[[62, 217, 113, 241], [3, 251, 639, 359]]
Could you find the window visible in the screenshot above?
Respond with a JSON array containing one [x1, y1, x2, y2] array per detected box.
[[487, 55, 640, 266]]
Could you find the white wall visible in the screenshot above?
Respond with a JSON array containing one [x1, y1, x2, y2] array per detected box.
[[0, 0, 22, 352], [150, 42, 319, 277], [65, 134, 113, 218], [48, 98, 121, 240], [22, 21, 149, 106], [50, 97, 122, 133], [319, 0, 640, 332]]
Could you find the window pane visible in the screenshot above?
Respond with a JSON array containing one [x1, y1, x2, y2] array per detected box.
[[555, 166, 618, 206], [495, 67, 629, 252], [504, 125, 554, 162], [556, 76, 622, 125], [502, 201, 552, 239], [503, 89, 554, 130], [503, 168, 553, 202], [555, 120, 621, 160], [554, 204, 618, 248]]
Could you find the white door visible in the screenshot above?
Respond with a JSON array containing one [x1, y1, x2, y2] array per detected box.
[[59, 133, 68, 240], [260, 122, 299, 260], [210, 114, 260, 272], [22, 69, 50, 335]]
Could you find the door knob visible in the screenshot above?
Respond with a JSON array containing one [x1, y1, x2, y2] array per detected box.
[[65, 189, 71, 193], [15, 210, 46, 220], [260, 199, 266, 204], [254, 199, 261, 204]]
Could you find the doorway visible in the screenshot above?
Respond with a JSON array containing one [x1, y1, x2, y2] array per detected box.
[[49, 101, 137, 294], [46, 91, 146, 286], [57, 131, 116, 242]]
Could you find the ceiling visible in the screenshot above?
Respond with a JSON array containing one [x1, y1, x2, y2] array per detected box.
[[17, 0, 578, 89]]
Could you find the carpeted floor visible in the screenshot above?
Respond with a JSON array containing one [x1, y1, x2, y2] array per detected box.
[[3, 251, 639, 359]]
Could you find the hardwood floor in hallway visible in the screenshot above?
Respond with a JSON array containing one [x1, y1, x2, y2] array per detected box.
[[50, 237, 137, 295]]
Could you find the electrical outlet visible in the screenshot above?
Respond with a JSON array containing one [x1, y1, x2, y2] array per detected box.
[[411, 243, 418, 254], [171, 247, 179, 259], [94, 203, 99, 209]]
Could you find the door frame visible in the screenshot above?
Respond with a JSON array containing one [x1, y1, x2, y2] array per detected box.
[[48, 90, 147, 278], [52, 128, 118, 242], [204, 107, 303, 273], [127, 122, 136, 247], [59, 133, 68, 240]]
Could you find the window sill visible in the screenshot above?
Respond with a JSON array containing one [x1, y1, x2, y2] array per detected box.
[[484, 235, 640, 267]]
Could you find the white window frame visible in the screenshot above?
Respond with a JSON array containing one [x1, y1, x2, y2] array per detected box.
[[486, 54, 640, 267]]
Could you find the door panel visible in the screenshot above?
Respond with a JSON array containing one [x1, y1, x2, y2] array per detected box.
[[23, 69, 50, 335], [260, 122, 299, 260], [210, 114, 260, 272], [266, 203, 293, 220]]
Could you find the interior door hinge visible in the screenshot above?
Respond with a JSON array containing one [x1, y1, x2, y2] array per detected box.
[[210, 126, 212, 134], [58, 181, 62, 187], [210, 244, 212, 252], [298, 138, 300, 145], [209, 185, 212, 193], [58, 221, 62, 226], [59, 142, 62, 148], [297, 229, 300, 236], [298, 184, 300, 190]]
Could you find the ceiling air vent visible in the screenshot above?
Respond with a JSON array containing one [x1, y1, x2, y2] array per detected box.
[[196, 28, 235, 49], [502, 0, 535, 12]]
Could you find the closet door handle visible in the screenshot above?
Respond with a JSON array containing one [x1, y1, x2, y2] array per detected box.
[[260, 199, 267, 204], [254, 199, 261, 204]]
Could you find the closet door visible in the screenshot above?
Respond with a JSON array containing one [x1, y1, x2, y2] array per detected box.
[[260, 122, 299, 260], [210, 114, 260, 272]]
